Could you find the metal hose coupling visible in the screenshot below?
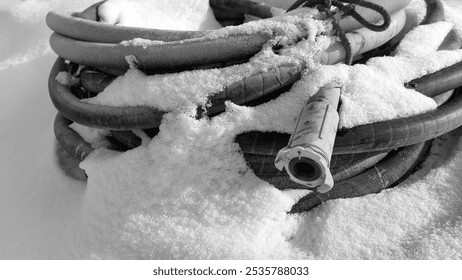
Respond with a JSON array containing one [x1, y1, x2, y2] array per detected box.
[[274, 81, 341, 193]]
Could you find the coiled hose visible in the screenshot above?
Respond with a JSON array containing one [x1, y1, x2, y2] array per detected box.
[[48, 0, 462, 213], [49, 0, 408, 131]]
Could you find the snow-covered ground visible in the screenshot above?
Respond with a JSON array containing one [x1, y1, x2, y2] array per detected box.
[[1, 0, 462, 259]]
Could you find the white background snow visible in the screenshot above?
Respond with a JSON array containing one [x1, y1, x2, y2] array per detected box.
[[1, 0, 462, 259]]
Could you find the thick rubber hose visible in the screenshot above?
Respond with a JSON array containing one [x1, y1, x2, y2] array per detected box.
[[422, 0, 445, 25], [49, 32, 271, 72], [46, 0, 408, 44], [49, 9, 405, 73], [405, 61, 462, 98], [210, 0, 280, 19], [46, 0, 277, 44], [110, 130, 143, 149], [49, 58, 165, 130], [54, 113, 94, 163], [80, 69, 116, 94], [333, 91, 462, 154], [289, 141, 432, 213], [330, 151, 388, 182], [46, 10, 211, 43], [50, 11, 404, 131]]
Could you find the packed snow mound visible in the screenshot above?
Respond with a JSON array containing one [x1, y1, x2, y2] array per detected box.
[[79, 114, 305, 259]]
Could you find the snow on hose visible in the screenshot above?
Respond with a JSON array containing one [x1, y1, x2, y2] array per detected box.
[[46, 0, 409, 72], [49, 9, 406, 130], [237, 63, 462, 157], [48, 0, 461, 212]]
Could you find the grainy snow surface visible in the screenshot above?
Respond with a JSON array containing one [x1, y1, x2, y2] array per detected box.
[[1, 0, 462, 259], [98, 0, 222, 31]]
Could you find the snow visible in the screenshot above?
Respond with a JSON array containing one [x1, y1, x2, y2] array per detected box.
[[1, 0, 462, 260], [98, 0, 222, 31], [68, 123, 110, 149], [55, 71, 79, 86]]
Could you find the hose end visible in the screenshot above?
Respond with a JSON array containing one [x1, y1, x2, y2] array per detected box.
[[275, 146, 333, 192]]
